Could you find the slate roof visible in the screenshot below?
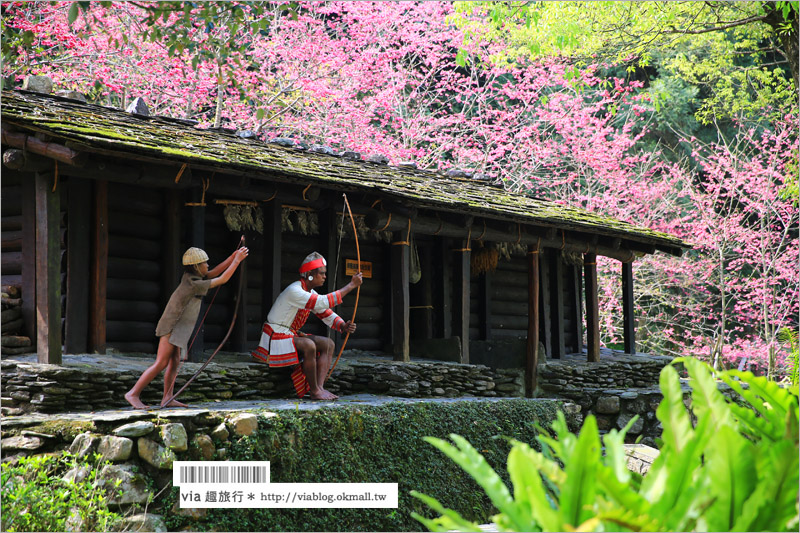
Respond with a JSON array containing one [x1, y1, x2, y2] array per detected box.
[[1, 90, 687, 254]]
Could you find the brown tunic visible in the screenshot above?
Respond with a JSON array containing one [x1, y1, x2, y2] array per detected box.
[[155, 273, 213, 358]]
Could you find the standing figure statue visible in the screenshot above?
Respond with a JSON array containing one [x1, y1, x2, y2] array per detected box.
[[253, 252, 362, 400]]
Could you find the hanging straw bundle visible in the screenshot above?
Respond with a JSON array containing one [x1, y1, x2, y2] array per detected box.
[[471, 242, 499, 275]]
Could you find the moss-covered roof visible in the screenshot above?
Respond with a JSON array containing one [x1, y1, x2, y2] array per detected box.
[[1, 90, 686, 251]]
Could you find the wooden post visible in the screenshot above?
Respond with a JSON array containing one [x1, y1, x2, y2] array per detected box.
[[435, 237, 452, 339], [35, 171, 62, 364], [453, 240, 471, 364], [262, 201, 282, 316], [21, 174, 36, 341], [89, 180, 108, 354], [526, 243, 540, 397], [479, 271, 491, 340], [65, 177, 91, 354], [549, 252, 566, 359], [570, 265, 583, 354], [538, 250, 553, 359], [188, 187, 205, 361], [391, 231, 410, 361], [622, 261, 636, 354], [584, 252, 600, 362]]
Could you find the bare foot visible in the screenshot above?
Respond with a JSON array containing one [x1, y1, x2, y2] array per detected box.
[[125, 392, 149, 410], [321, 388, 339, 399], [161, 399, 188, 408], [309, 389, 337, 401]]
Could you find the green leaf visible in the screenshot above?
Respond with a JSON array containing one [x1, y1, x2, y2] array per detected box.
[[700, 425, 756, 531], [410, 491, 482, 532], [732, 439, 799, 531], [507, 441, 560, 531], [67, 3, 80, 25], [423, 435, 530, 531], [683, 358, 734, 429], [559, 415, 600, 528], [655, 364, 693, 452]]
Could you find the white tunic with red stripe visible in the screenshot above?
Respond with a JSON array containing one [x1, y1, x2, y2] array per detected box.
[[252, 279, 346, 367]]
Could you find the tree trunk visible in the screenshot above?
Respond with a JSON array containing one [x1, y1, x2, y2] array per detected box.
[[764, 1, 799, 93]]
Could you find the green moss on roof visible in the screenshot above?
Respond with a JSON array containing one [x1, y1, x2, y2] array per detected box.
[[1, 91, 686, 249]]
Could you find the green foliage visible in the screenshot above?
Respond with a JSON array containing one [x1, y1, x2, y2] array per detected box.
[[413, 358, 800, 532], [779, 328, 800, 386], [161, 400, 564, 532], [454, 1, 797, 123], [0, 452, 123, 532]]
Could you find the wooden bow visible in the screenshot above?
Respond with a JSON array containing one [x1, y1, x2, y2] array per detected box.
[[327, 193, 360, 379], [160, 236, 246, 408]]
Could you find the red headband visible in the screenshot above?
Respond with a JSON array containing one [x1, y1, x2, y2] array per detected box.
[[299, 258, 326, 274]]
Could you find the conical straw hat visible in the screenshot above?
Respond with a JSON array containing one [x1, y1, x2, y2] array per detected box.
[[182, 247, 209, 266]]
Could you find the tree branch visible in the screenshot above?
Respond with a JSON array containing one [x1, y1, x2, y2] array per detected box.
[[666, 14, 770, 35]]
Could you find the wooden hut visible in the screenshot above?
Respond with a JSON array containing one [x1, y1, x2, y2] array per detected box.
[[1, 90, 687, 395]]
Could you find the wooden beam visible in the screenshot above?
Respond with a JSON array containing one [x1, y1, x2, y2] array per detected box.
[[526, 243, 540, 397], [549, 251, 566, 359], [453, 240, 471, 364], [89, 180, 108, 354], [622, 261, 636, 354], [64, 177, 91, 354], [2, 129, 87, 166], [35, 171, 62, 364], [391, 231, 410, 361], [584, 252, 600, 362], [365, 211, 639, 262], [21, 174, 36, 341], [3, 148, 53, 172], [188, 186, 205, 362]]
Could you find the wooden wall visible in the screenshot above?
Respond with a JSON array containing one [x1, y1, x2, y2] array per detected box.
[[2, 173, 24, 288], [105, 182, 164, 353]]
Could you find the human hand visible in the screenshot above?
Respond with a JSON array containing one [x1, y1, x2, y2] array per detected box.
[[351, 272, 363, 287], [234, 247, 249, 263], [344, 320, 357, 333]]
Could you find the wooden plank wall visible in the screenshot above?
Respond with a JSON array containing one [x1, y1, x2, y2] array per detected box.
[[489, 254, 529, 339], [105, 182, 163, 353], [199, 208, 242, 349], [328, 235, 386, 352]]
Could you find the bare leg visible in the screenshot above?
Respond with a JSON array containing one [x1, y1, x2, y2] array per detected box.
[[310, 336, 338, 399], [125, 336, 175, 409], [297, 337, 336, 400], [162, 350, 188, 408]]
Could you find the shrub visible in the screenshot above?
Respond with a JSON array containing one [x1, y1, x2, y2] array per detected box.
[[413, 358, 800, 532], [1, 452, 124, 532]]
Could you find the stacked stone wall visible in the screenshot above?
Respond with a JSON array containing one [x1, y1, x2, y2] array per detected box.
[[0, 359, 525, 414]]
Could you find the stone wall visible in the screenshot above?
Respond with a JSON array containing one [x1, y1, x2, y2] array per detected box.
[[537, 352, 672, 394], [0, 358, 525, 414]]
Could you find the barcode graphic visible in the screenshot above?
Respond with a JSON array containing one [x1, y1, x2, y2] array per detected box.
[[178, 465, 269, 484]]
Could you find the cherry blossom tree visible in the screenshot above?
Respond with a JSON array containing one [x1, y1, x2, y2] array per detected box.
[[3, 1, 797, 377]]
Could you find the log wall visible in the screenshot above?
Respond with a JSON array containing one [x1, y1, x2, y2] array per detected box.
[[105, 182, 163, 353]]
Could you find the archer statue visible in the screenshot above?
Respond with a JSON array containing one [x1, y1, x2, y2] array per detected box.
[[125, 245, 249, 410], [252, 251, 362, 400]]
